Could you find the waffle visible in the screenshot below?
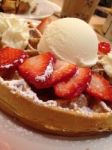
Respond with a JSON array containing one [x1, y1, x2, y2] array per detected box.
[[1, 0, 37, 14], [0, 66, 111, 137], [0, 15, 112, 137]]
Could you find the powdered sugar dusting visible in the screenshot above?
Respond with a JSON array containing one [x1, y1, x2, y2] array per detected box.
[[0, 77, 109, 116], [0, 77, 57, 107], [76, 106, 94, 116], [46, 100, 57, 107], [3, 79, 40, 103], [70, 102, 94, 116], [19, 58, 24, 63], [100, 101, 112, 112], [0, 64, 13, 69], [35, 59, 53, 82]]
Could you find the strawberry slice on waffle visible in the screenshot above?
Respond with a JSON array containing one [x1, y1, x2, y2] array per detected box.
[[0, 47, 28, 78], [18, 52, 55, 89], [51, 60, 77, 84], [86, 74, 112, 101], [54, 67, 92, 99]]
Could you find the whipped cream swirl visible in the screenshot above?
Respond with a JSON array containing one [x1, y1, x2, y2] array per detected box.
[[0, 13, 30, 49], [99, 51, 112, 78]]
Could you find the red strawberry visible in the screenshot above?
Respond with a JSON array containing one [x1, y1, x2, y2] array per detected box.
[[54, 67, 91, 99], [0, 47, 28, 78], [98, 42, 111, 54], [86, 74, 112, 101], [37, 18, 51, 33], [51, 60, 77, 84], [18, 52, 55, 89]]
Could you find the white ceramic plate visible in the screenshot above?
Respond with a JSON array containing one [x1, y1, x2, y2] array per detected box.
[[0, 110, 112, 150], [29, 0, 61, 19]]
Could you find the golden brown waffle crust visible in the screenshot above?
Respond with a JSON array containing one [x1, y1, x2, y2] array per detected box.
[[0, 78, 112, 136]]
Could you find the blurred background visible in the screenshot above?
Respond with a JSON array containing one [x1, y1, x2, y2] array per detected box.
[[49, 0, 112, 41]]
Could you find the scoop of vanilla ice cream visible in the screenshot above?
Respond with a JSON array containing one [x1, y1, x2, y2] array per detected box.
[[38, 18, 98, 66], [0, 14, 30, 49]]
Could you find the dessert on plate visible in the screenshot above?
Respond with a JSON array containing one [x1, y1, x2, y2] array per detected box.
[[0, 0, 37, 14], [0, 18, 112, 136]]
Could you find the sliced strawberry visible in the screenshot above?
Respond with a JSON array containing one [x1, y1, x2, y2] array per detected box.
[[0, 47, 28, 78], [37, 18, 51, 33], [54, 67, 91, 99], [51, 60, 77, 84], [18, 52, 55, 89], [86, 74, 112, 101]]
